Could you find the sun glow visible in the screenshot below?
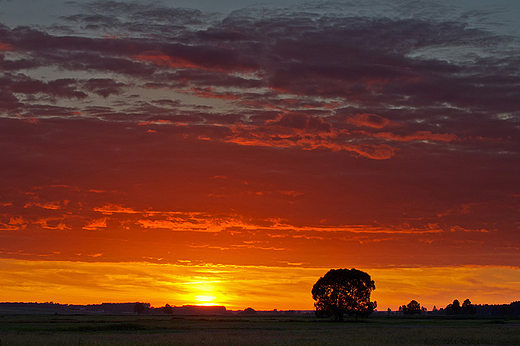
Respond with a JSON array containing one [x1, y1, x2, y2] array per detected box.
[[1, 260, 519, 311], [194, 294, 218, 305], [189, 281, 221, 306]]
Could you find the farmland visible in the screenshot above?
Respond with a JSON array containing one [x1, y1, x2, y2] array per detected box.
[[0, 314, 519, 345]]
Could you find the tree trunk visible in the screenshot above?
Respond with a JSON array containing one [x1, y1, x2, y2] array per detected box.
[[335, 311, 344, 322]]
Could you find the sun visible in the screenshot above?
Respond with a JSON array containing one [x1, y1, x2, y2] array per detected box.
[[188, 281, 221, 306], [194, 294, 218, 306]]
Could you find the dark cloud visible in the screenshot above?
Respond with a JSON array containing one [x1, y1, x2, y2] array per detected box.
[[83, 78, 127, 97], [0, 74, 87, 114], [0, 0, 518, 268]]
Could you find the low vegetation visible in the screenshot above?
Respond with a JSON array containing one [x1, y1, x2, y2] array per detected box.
[[0, 314, 519, 346]]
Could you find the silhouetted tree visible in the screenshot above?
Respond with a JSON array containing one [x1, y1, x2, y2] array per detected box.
[[445, 299, 461, 315], [403, 300, 422, 315], [133, 302, 146, 315], [312, 268, 376, 321], [315, 308, 333, 318], [239, 307, 257, 316], [163, 304, 173, 315], [462, 299, 476, 315]]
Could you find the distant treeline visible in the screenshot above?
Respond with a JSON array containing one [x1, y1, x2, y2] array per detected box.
[[453, 301, 520, 317], [2, 301, 520, 316], [393, 300, 520, 317], [0, 302, 226, 315], [473, 302, 520, 316]]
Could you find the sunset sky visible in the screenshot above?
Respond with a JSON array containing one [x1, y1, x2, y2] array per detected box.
[[0, 0, 519, 311]]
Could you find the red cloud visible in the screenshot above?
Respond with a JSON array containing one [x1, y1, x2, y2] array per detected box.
[[225, 121, 398, 159], [134, 52, 204, 70], [372, 131, 458, 142], [0, 42, 13, 51], [133, 49, 257, 73], [17, 113, 40, 124], [347, 113, 395, 129]]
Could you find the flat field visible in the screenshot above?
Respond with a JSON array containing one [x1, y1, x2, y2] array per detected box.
[[0, 314, 519, 346]]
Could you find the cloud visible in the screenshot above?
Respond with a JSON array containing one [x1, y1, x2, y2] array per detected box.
[[93, 204, 144, 215], [347, 113, 395, 129], [0, 222, 19, 231], [0, 1, 517, 157], [449, 225, 492, 233], [35, 218, 70, 230], [82, 218, 107, 231], [370, 130, 459, 142], [0, 216, 27, 230], [0, 42, 13, 51], [133, 48, 258, 73], [0, 73, 87, 103], [0, 0, 518, 273], [24, 201, 63, 210], [186, 87, 241, 100], [224, 119, 400, 159], [83, 78, 127, 97]]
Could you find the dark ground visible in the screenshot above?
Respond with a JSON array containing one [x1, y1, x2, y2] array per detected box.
[[0, 314, 519, 345]]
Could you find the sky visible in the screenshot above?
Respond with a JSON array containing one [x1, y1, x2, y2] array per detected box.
[[0, 0, 519, 311]]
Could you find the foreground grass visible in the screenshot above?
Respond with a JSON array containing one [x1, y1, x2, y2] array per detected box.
[[0, 314, 519, 345]]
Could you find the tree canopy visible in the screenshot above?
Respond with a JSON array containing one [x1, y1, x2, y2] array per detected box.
[[163, 304, 173, 315], [446, 298, 476, 315], [133, 302, 146, 315], [312, 268, 376, 321], [402, 300, 422, 315], [445, 299, 461, 315]]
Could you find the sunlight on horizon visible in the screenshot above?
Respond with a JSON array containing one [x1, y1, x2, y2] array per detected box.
[[1, 259, 519, 311], [194, 295, 218, 305], [188, 281, 222, 306]]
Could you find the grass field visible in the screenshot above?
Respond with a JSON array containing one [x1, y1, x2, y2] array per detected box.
[[0, 314, 519, 345]]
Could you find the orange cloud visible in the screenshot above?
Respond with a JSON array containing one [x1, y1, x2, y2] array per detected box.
[[0, 222, 19, 231], [34, 218, 70, 230], [82, 218, 107, 231], [94, 204, 144, 215], [137, 214, 261, 233], [24, 201, 64, 210], [449, 225, 492, 233], [8, 217, 26, 229]]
